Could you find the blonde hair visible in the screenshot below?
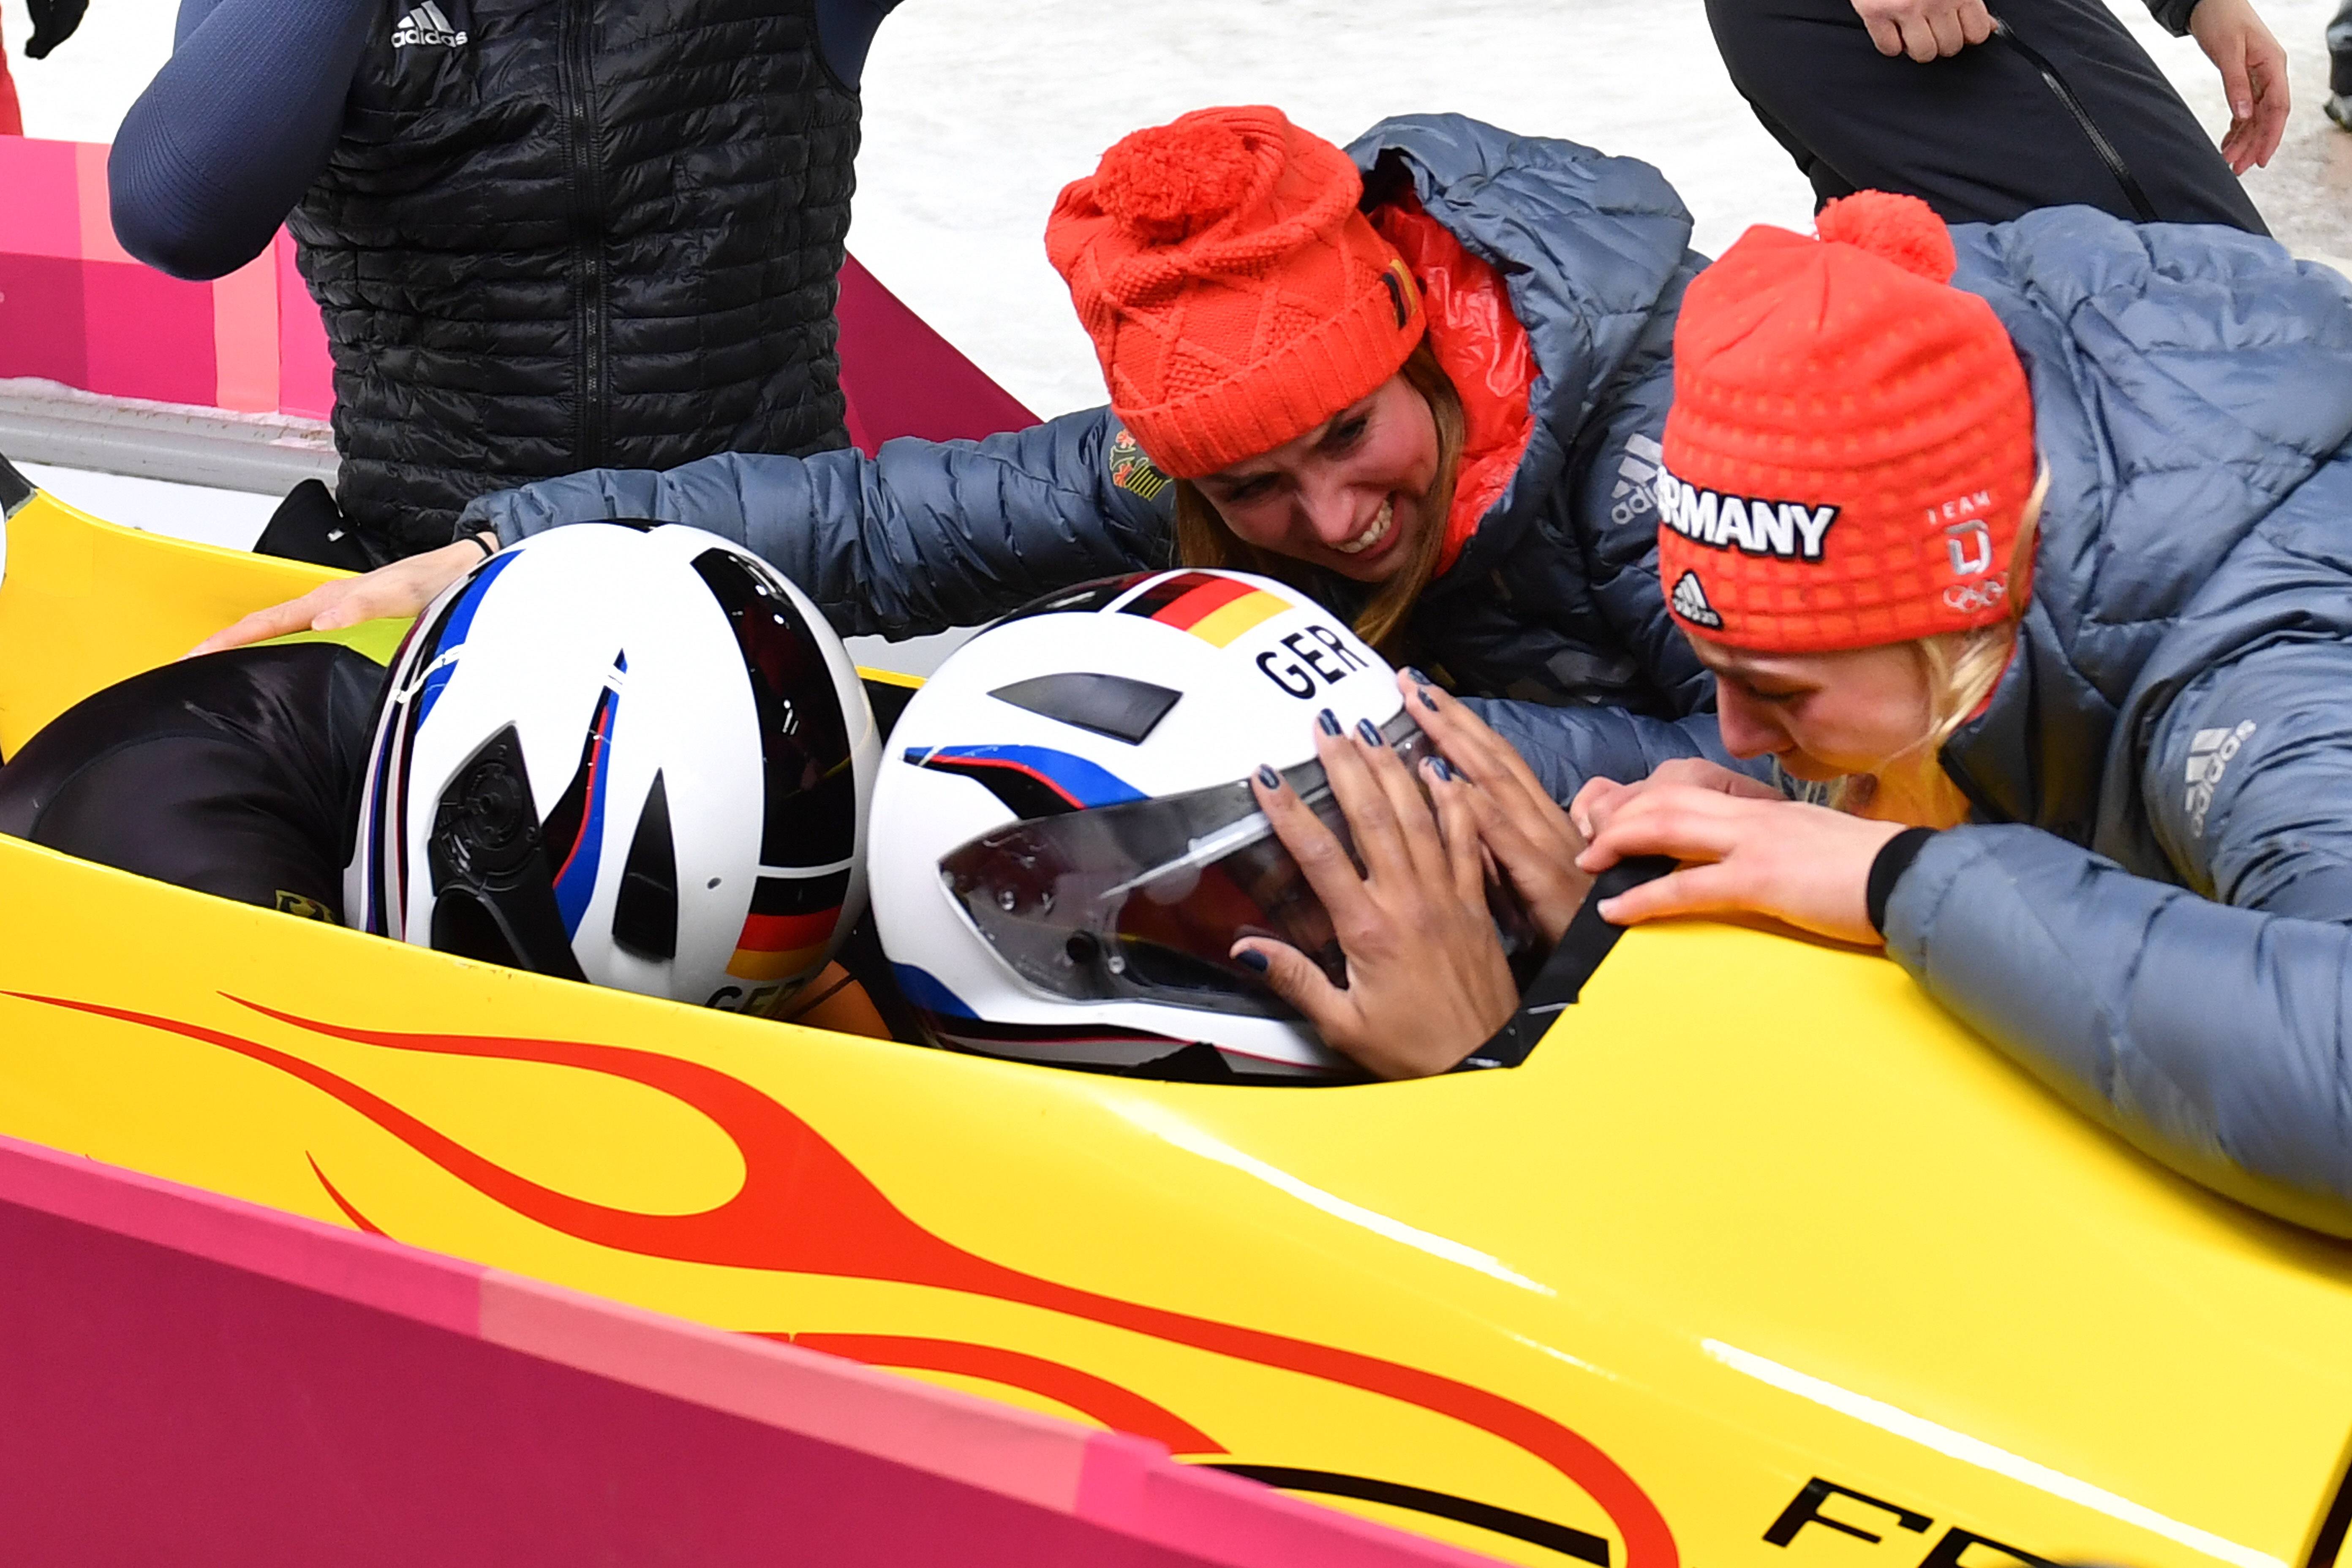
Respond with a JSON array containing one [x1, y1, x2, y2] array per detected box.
[[1835, 467, 2047, 819], [1169, 339, 1466, 654]]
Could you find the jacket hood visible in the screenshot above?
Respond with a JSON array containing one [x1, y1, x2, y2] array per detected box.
[[1345, 114, 1698, 585], [1941, 209, 2352, 846]]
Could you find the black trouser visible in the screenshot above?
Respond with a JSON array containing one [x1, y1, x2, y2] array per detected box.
[[0, 645, 381, 922], [1707, 0, 2268, 232], [2331, 0, 2352, 97]]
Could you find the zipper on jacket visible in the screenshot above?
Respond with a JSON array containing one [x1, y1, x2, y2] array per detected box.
[[555, 0, 609, 468], [1990, 16, 2161, 223]]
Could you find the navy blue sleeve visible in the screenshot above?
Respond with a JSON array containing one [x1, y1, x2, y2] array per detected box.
[[815, 0, 898, 90], [108, 0, 374, 280]]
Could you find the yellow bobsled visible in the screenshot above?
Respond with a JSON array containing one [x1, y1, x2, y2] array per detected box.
[[0, 468, 2349, 1568]]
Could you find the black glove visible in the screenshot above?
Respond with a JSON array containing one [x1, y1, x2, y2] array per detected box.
[[26, 0, 91, 60]]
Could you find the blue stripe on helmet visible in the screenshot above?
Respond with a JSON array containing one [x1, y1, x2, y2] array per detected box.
[[892, 962, 977, 1018], [905, 744, 1146, 809], [412, 548, 521, 728]]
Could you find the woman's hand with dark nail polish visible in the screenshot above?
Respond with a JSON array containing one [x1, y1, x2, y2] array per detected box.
[[1227, 710, 1519, 1079], [1399, 670, 1593, 946], [1317, 708, 1342, 737], [1356, 717, 1384, 747]]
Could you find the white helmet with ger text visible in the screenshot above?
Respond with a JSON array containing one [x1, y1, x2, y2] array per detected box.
[[869, 568, 1442, 1079]]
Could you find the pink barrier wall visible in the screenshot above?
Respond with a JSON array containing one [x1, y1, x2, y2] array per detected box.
[[0, 1132, 1502, 1568], [836, 253, 1039, 448], [0, 134, 1034, 449], [0, 137, 328, 416]]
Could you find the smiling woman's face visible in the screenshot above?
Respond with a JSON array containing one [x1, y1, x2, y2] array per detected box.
[[1190, 374, 1440, 583], [1688, 634, 1933, 782]]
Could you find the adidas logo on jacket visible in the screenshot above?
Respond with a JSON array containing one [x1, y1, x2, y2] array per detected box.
[[392, 1, 466, 48]]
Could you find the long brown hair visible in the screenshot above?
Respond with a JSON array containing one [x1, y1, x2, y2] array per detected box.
[[1168, 340, 1466, 653]]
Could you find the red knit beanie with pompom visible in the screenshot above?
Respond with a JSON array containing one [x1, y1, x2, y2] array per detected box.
[[1045, 106, 1424, 478], [1657, 191, 2037, 652]]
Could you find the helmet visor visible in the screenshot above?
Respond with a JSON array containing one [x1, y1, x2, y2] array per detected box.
[[938, 713, 1520, 1019]]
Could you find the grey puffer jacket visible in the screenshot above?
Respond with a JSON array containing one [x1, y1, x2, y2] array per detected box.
[[460, 114, 1715, 719], [1503, 208, 2352, 1237]]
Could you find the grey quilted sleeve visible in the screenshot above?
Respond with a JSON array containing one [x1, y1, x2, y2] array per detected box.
[[2142, 0, 2200, 35], [454, 409, 1176, 640], [1565, 254, 1714, 718], [2142, 637, 2352, 923], [1885, 825, 2352, 1237]]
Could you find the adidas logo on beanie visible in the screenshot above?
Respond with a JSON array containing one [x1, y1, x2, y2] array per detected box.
[[1669, 570, 1723, 630]]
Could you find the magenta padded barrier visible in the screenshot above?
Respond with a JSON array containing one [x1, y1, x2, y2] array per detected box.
[[0, 252, 89, 384], [0, 134, 1038, 450], [836, 254, 1037, 449], [0, 136, 79, 256], [80, 256, 217, 406], [210, 243, 282, 412], [272, 231, 334, 419], [0, 1133, 1504, 1568], [0, 139, 91, 387], [0, 136, 234, 409]]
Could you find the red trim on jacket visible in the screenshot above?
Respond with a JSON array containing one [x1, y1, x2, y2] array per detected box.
[[1369, 194, 1537, 577]]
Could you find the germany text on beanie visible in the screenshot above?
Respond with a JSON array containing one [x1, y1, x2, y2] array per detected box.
[[1657, 191, 2036, 652]]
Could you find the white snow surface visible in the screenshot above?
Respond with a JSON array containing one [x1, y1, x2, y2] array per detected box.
[[849, 0, 2347, 417], [18, 461, 278, 550], [842, 0, 1829, 418], [9, 0, 2347, 423]]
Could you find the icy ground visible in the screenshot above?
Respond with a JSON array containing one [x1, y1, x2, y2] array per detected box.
[[4, 0, 2348, 502], [845, 0, 2352, 419]]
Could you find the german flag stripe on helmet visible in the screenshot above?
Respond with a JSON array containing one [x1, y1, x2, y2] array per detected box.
[[1118, 572, 1290, 648]]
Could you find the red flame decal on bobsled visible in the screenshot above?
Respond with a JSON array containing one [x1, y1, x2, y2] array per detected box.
[[11, 990, 1675, 1568]]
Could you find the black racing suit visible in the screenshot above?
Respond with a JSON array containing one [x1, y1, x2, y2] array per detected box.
[[0, 645, 921, 1036], [0, 646, 380, 923], [1706, 0, 2268, 231]]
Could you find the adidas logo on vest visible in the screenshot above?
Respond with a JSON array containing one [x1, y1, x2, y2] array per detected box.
[[392, 0, 467, 47], [1670, 570, 1723, 630]]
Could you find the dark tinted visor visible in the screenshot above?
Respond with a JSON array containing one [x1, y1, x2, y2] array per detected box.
[[939, 713, 1479, 1019]]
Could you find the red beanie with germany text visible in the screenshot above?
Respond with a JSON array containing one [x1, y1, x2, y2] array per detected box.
[[1657, 191, 2036, 652]]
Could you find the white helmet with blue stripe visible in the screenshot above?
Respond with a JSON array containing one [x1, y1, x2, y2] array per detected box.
[[869, 568, 1424, 1081], [348, 522, 878, 1014]]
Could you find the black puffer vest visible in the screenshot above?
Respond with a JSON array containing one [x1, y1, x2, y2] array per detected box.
[[289, 0, 859, 561]]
